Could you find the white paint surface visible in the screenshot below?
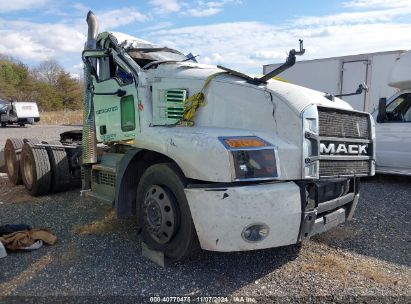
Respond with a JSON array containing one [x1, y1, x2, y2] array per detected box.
[[389, 50, 411, 90], [185, 181, 301, 251], [13, 102, 39, 119], [374, 90, 411, 173]]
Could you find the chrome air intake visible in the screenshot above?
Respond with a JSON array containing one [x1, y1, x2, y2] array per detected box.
[[302, 106, 375, 179], [82, 11, 99, 165], [318, 109, 369, 139]]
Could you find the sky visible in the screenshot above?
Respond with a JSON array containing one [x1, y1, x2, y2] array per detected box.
[[1, 0, 411, 77]]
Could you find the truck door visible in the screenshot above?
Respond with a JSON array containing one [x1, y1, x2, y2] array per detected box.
[[376, 92, 411, 173], [341, 60, 368, 111], [91, 55, 139, 143]]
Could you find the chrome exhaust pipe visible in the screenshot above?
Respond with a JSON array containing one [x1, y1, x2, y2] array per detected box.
[[81, 11, 99, 189], [86, 11, 99, 50]]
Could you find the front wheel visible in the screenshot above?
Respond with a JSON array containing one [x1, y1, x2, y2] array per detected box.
[[136, 163, 199, 261]]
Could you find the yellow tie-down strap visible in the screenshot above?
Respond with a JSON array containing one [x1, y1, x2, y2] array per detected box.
[[179, 72, 227, 126]]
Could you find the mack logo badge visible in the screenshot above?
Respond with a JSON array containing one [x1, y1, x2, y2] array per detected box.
[[320, 143, 368, 155]]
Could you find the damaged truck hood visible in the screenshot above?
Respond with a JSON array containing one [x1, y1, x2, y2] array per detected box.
[[147, 62, 353, 116]]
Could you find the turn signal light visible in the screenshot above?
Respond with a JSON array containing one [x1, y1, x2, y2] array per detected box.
[[224, 138, 267, 148]]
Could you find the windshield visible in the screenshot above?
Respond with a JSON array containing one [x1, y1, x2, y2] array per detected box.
[[0, 104, 8, 114], [126, 47, 188, 68], [385, 93, 411, 122]]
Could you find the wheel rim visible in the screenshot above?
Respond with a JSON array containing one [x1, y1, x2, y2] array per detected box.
[[5, 149, 14, 177], [143, 185, 178, 244], [23, 154, 34, 186]]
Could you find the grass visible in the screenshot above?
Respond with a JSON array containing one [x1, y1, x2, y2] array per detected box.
[[39, 110, 83, 125], [300, 249, 406, 286]]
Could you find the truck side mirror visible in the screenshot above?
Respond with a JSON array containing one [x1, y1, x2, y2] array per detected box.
[[82, 49, 111, 60], [377, 97, 387, 123]]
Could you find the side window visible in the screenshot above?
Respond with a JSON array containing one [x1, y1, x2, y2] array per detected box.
[[114, 64, 134, 85], [108, 56, 133, 85], [95, 55, 133, 85], [385, 93, 411, 122], [120, 95, 135, 131]]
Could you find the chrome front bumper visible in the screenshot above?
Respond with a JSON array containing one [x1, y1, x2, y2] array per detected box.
[[297, 178, 359, 242]]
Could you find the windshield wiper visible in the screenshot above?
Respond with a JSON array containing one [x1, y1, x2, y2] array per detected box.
[[258, 40, 305, 83], [217, 65, 259, 83]]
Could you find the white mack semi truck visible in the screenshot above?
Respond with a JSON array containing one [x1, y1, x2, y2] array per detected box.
[[4, 12, 375, 261]]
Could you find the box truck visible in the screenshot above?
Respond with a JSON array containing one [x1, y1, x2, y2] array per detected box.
[[264, 50, 411, 175], [263, 51, 405, 113], [4, 12, 375, 261]]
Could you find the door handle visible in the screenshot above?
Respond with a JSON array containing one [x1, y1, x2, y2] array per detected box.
[[93, 89, 127, 97]]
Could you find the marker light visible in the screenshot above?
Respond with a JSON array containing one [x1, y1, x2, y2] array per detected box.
[[224, 137, 267, 149]]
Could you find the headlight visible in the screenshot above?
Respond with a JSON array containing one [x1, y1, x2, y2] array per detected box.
[[219, 136, 280, 181], [302, 106, 319, 179]]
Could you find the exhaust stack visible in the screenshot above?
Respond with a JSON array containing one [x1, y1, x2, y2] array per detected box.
[[81, 11, 99, 189], [85, 11, 99, 50]]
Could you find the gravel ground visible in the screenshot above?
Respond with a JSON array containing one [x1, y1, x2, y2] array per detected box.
[[0, 124, 81, 149], [0, 124, 81, 171], [0, 174, 410, 303]]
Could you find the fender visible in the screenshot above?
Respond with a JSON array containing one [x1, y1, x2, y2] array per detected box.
[[114, 147, 182, 218], [115, 148, 143, 218]]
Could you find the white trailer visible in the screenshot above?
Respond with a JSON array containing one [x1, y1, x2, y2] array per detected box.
[[0, 100, 40, 127], [263, 50, 405, 113]]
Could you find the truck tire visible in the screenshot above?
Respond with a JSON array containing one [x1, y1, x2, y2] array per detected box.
[[44, 141, 71, 193], [136, 163, 199, 261], [23, 138, 41, 145], [20, 142, 51, 196], [4, 138, 24, 185]]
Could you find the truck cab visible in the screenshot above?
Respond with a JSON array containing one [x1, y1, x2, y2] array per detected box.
[[374, 51, 411, 175]]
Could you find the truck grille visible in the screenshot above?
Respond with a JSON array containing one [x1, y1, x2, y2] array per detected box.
[[317, 107, 372, 178], [318, 108, 369, 139], [319, 160, 370, 177]]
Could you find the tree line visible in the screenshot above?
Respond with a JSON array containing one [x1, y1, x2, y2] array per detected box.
[[0, 55, 83, 111]]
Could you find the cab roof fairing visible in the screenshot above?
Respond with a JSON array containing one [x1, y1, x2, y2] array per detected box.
[[96, 31, 158, 49], [96, 31, 188, 65]]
